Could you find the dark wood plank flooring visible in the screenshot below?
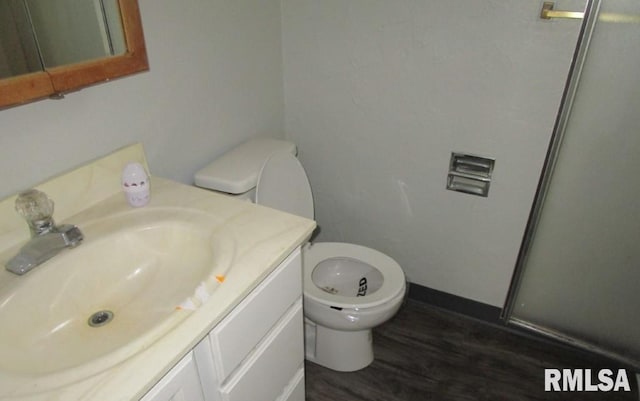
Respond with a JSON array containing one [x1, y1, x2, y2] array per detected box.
[[305, 299, 638, 401]]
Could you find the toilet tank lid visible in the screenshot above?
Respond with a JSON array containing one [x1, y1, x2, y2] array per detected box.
[[194, 138, 297, 194]]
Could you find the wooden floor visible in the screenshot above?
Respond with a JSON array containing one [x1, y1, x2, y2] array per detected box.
[[305, 299, 638, 401]]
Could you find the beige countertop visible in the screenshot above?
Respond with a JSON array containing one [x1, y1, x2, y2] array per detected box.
[[0, 144, 315, 400]]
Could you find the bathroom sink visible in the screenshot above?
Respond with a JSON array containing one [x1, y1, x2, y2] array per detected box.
[[0, 207, 234, 387]]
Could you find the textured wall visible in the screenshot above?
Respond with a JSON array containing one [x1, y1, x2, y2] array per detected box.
[[0, 0, 284, 199], [0, 0, 591, 307], [282, 0, 586, 306]]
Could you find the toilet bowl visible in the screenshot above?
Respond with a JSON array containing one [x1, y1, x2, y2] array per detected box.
[[194, 138, 406, 372], [303, 242, 406, 330], [302, 242, 406, 371]]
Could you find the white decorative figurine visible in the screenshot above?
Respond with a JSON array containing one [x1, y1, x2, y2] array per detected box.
[[121, 162, 150, 207]]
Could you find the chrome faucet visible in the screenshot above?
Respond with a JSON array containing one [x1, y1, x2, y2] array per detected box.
[[5, 189, 83, 275]]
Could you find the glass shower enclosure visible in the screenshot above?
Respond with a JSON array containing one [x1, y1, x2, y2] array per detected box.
[[503, 0, 640, 369]]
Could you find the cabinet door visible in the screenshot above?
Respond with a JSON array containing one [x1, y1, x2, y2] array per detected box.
[[140, 352, 205, 401], [220, 301, 303, 401], [277, 368, 305, 401]]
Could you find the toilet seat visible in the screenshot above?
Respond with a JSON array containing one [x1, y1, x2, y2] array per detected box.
[[256, 151, 314, 220], [256, 151, 405, 310], [303, 242, 405, 310]]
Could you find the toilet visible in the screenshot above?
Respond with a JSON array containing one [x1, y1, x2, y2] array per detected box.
[[195, 138, 406, 372]]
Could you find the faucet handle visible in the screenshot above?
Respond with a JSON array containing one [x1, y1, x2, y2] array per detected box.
[[15, 189, 54, 221], [15, 189, 56, 236]]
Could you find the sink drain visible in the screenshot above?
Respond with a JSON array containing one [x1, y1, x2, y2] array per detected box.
[[88, 310, 114, 327]]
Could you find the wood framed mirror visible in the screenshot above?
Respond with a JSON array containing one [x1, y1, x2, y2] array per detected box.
[[0, 0, 148, 109]]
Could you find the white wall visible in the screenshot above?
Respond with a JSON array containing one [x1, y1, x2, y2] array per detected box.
[[282, 0, 587, 306], [0, 0, 284, 199], [1, 0, 593, 308]]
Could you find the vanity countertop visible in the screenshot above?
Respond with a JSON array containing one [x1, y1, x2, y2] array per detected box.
[[0, 144, 315, 400]]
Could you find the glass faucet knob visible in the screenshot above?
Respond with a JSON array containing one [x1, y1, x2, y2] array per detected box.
[[15, 189, 54, 221]]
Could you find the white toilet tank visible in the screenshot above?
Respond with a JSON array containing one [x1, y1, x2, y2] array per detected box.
[[194, 138, 297, 200]]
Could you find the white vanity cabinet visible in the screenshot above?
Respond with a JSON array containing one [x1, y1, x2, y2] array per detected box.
[[141, 247, 305, 401]]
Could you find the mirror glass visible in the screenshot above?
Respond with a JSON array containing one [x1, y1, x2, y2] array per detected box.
[[0, 0, 127, 79]]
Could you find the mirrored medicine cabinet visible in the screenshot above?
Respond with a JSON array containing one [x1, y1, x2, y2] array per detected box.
[[0, 0, 148, 108]]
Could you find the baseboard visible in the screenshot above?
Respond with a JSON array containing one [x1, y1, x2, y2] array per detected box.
[[407, 282, 502, 324]]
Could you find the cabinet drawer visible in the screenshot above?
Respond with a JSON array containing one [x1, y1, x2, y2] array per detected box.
[[209, 248, 301, 381], [221, 301, 303, 401]]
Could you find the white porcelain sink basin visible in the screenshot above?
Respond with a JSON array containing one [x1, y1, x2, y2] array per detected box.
[[0, 207, 234, 387]]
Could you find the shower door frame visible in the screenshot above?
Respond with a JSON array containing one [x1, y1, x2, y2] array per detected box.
[[500, 0, 633, 365]]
